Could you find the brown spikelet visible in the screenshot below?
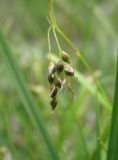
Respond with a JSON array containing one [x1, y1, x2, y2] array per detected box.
[[56, 61, 64, 73], [64, 64, 74, 76], [50, 98, 57, 110], [61, 51, 70, 63], [49, 85, 58, 98]]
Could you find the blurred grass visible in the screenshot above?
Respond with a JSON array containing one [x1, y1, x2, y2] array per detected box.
[[0, 26, 60, 160], [107, 53, 118, 160], [0, 0, 117, 159]]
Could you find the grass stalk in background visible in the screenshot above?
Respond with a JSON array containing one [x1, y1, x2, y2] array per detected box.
[[107, 53, 118, 160], [95, 86, 101, 160], [0, 25, 60, 160]]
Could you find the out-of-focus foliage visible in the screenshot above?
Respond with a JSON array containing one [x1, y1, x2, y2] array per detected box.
[[0, 0, 117, 159]]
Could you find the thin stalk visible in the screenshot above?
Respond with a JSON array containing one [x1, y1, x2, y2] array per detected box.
[[52, 27, 62, 57], [107, 52, 118, 160], [48, 27, 52, 53], [95, 86, 101, 160], [48, 0, 57, 26], [48, 26, 52, 63]]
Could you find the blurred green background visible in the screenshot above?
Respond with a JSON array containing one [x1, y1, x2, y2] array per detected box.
[[0, 0, 118, 159]]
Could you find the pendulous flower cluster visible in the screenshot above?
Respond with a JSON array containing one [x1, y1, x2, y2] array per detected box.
[[48, 51, 74, 110]]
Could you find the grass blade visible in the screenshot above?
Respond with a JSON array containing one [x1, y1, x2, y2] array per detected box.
[[0, 25, 60, 160], [107, 52, 118, 160], [95, 86, 101, 160]]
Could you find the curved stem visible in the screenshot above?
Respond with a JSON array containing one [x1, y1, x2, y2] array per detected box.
[[48, 26, 52, 63], [48, 0, 57, 27], [53, 27, 62, 57]]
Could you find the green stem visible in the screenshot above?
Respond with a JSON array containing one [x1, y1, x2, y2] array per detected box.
[[48, 26, 52, 63], [48, 27, 52, 53], [107, 52, 118, 160], [48, 0, 57, 27], [53, 27, 62, 56], [95, 86, 101, 160]]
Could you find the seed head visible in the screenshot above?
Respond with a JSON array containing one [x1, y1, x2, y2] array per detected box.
[[61, 51, 70, 63], [64, 64, 74, 76], [48, 73, 55, 84], [56, 60, 64, 73], [49, 85, 58, 98], [48, 62, 56, 74], [50, 98, 57, 110], [55, 78, 62, 88]]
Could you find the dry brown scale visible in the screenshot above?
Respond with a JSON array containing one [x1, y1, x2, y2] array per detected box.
[[48, 51, 75, 110]]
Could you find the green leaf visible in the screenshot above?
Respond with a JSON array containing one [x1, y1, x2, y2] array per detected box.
[[107, 52, 118, 160], [0, 25, 60, 160]]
